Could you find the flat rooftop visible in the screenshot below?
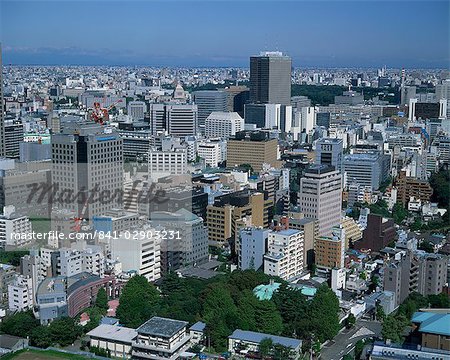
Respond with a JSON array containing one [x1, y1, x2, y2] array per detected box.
[[136, 317, 188, 337], [87, 324, 137, 343], [229, 329, 301, 349]]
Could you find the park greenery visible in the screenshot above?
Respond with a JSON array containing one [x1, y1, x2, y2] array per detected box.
[[0, 311, 82, 348], [0, 271, 341, 353], [291, 85, 400, 105], [429, 168, 450, 209], [115, 271, 341, 352]]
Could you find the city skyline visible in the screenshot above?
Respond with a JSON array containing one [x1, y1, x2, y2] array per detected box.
[[1, 0, 449, 68]]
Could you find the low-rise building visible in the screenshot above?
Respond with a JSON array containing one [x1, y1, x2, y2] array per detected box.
[[87, 324, 137, 359], [411, 311, 450, 352], [132, 316, 191, 360], [228, 329, 301, 359], [189, 321, 206, 345], [36, 273, 117, 324]]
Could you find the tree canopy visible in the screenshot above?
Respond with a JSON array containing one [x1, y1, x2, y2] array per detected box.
[[116, 275, 160, 328]]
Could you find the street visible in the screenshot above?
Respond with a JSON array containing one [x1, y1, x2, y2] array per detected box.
[[320, 320, 382, 360]]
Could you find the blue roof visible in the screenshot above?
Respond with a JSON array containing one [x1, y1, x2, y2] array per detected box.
[[412, 312, 450, 336], [189, 321, 206, 332], [253, 283, 281, 300], [100, 317, 119, 326], [229, 329, 301, 349]]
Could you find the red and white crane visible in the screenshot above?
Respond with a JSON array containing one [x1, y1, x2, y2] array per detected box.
[[89, 99, 123, 125]]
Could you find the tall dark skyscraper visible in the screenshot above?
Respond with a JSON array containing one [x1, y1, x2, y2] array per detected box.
[[0, 45, 5, 157], [51, 121, 123, 221], [249, 51, 292, 106]]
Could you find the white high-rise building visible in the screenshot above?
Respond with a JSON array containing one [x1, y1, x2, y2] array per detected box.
[[111, 225, 161, 282], [204, 112, 244, 138], [8, 275, 33, 312], [150, 104, 166, 135], [0, 206, 33, 248], [315, 138, 343, 173], [299, 106, 316, 134], [53, 246, 105, 277], [127, 101, 147, 121], [148, 147, 187, 180], [299, 165, 342, 237], [263, 229, 304, 280], [197, 141, 222, 168], [0, 46, 5, 157]]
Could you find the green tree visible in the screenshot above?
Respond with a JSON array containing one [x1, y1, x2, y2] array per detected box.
[[392, 203, 408, 224], [410, 218, 423, 231], [202, 284, 240, 350], [48, 317, 82, 347], [418, 240, 434, 253], [428, 293, 450, 308], [0, 250, 29, 266], [254, 300, 283, 335], [309, 285, 341, 342], [30, 326, 53, 348], [345, 314, 356, 329], [116, 275, 160, 328], [272, 283, 308, 338], [368, 200, 390, 218], [258, 337, 273, 358], [236, 290, 258, 330], [95, 288, 109, 311], [381, 314, 405, 344], [376, 304, 386, 322], [355, 339, 365, 359], [429, 168, 450, 208], [369, 275, 380, 292], [0, 310, 39, 338], [273, 344, 294, 360]]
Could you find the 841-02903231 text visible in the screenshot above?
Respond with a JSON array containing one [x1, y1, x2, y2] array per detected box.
[[96, 229, 182, 240]]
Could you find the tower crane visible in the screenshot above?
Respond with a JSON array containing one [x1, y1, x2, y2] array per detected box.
[[89, 99, 123, 125]]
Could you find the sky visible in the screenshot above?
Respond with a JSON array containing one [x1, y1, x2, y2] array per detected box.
[[0, 0, 449, 68]]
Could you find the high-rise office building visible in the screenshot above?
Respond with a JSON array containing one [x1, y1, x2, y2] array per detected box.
[[250, 51, 292, 105], [150, 208, 208, 274], [343, 152, 389, 191], [127, 101, 147, 121], [166, 104, 198, 137], [239, 227, 269, 270], [4, 120, 24, 158], [227, 131, 278, 172], [148, 147, 187, 180], [51, 121, 123, 222], [204, 111, 244, 138], [0, 45, 5, 157], [315, 138, 343, 172], [192, 91, 228, 130], [149, 104, 166, 135], [299, 165, 342, 237]]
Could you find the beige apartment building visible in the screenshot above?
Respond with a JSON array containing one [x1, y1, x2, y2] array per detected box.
[[206, 189, 272, 247], [227, 131, 279, 172]]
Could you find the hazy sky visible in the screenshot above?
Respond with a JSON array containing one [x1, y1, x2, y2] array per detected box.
[[1, 0, 449, 68]]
